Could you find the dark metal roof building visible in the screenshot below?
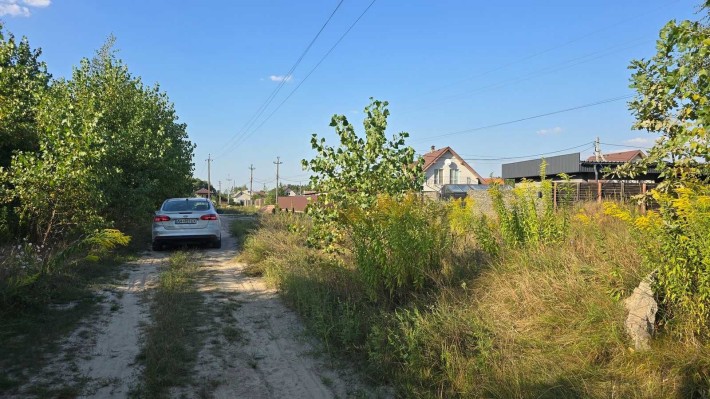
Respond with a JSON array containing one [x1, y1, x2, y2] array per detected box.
[[502, 152, 662, 182]]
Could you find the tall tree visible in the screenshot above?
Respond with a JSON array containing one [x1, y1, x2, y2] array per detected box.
[[2, 36, 195, 244], [622, 2, 710, 188], [620, 2, 710, 337], [64, 39, 195, 226], [302, 99, 423, 244], [0, 23, 50, 168]]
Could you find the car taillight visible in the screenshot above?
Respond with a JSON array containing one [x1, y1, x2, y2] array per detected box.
[[154, 215, 171, 222], [200, 214, 218, 220]]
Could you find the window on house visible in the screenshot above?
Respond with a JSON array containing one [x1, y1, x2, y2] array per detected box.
[[467, 177, 471, 184], [450, 169, 459, 184], [434, 169, 444, 184]]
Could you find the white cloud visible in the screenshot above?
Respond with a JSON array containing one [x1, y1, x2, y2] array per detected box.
[[536, 126, 563, 136], [22, 0, 50, 7], [0, 3, 30, 17], [269, 75, 292, 83], [624, 137, 653, 145], [0, 0, 49, 17]]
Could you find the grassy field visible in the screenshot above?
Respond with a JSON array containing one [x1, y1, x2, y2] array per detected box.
[[236, 204, 710, 398]]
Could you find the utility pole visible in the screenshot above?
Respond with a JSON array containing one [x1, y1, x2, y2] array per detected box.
[[218, 180, 222, 207], [226, 175, 232, 206], [248, 164, 255, 206], [594, 137, 606, 162], [274, 156, 282, 206], [206, 154, 213, 201]]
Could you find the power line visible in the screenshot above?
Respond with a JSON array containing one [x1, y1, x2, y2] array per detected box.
[[408, 38, 645, 113], [407, 2, 674, 101], [412, 94, 633, 142], [460, 143, 594, 161], [223, 0, 378, 153], [600, 141, 653, 150], [214, 0, 346, 160]]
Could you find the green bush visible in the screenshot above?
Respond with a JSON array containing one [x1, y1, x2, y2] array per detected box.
[[347, 194, 450, 304]]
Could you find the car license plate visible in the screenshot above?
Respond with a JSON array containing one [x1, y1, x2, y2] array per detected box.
[[175, 218, 197, 224]]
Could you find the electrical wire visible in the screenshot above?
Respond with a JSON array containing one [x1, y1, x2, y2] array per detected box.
[[408, 39, 646, 113], [214, 0, 346, 160], [600, 141, 653, 150], [222, 0, 378, 154], [457, 143, 594, 161], [407, 2, 674, 101], [411, 94, 633, 142]]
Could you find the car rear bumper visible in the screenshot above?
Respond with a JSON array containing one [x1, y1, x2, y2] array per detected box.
[[152, 229, 221, 243], [153, 234, 219, 241]]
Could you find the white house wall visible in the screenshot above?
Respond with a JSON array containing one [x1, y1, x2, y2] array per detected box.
[[423, 151, 479, 192]]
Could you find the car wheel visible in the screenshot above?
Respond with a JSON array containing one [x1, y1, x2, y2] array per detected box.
[[152, 241, 162, 251], [212, 237, 222, 249]]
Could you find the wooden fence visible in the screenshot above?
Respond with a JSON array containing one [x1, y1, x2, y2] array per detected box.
[[552, 181, 657, 209]]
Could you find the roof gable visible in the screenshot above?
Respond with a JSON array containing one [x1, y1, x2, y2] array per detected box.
[[422, 146, 484, 182]]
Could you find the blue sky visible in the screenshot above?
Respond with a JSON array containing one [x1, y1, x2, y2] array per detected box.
[[1, 0, 702, 190]]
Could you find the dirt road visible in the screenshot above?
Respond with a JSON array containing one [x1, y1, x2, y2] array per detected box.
[[16, 215, 384, 398]]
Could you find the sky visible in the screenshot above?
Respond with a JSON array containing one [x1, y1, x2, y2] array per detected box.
[[1, 0, 704, 191]]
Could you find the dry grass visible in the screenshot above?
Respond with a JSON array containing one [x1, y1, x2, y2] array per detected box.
[[237, 203, 710, 398]]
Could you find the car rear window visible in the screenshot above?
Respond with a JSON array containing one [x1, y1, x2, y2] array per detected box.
[[163, 200, 211, 212]]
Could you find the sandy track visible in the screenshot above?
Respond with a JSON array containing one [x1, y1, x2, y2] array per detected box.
[[176, 216, 383, 398], [15, 215, 385, 398], [77, 259, 159, 398], [14, 257, 160, 398]]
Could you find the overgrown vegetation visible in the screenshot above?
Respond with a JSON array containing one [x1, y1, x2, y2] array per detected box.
[[613, 2, 710, 340], [238, 52, 710, 396], [0, 24, 194, 394], [240, 197, 709, 398], [134, 252, 205, 398], [229, 216, 259, 249], [605, 185, 710, 338], [0, 25, 193, 311], [493, 164, 569, 248], [348, 194, 450, 304]]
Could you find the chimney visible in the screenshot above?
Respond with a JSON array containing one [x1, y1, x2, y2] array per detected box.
[[430, 145, 436, 152]]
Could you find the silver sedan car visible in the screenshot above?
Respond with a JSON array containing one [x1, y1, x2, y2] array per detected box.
[[152, 198, 222, 250]]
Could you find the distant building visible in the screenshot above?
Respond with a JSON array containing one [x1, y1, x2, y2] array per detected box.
[[586, 149, 646, 163], [422, 146, 484, 199], [232, 190, 252, 206], [501, 151, 659, 183], [277, 194, 319, 213], [195, 188, 214, 198]]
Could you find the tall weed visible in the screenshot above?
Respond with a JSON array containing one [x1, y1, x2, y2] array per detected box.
[[489, 162, 568, 247], [347, 194, 450, 304], [238, 197, 710, 398], [605, 184, 710, 338]]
